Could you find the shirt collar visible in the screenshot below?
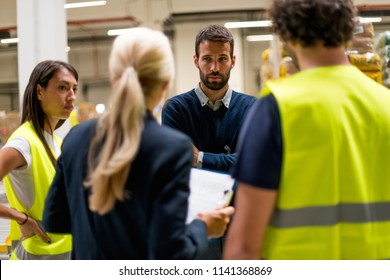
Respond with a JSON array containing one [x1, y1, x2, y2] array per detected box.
[[195, 84, 232, 111]]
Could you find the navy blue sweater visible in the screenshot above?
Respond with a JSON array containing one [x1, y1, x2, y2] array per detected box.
[[162, 89, 256, 172]]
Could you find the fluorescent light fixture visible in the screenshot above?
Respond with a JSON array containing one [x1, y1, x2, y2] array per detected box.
[[107, 28, 133, 36], [225, 20, 272, 29], [0, 38, 72, 51], [65, 1, 107, 9], [96, 104, 106, 114], [0, 38, 19, 44], [359, 17, 382, 23], [246, 34, 274, 42]]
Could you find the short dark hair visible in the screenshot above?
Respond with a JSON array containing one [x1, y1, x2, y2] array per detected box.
[[269, 0, 356, 47], [195, 24, 234, 58]]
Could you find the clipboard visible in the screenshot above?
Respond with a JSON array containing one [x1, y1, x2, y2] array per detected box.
[[186, 168, 235, 224]]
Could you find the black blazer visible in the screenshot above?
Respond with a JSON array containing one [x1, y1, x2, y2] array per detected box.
[[43, 112, 208, 259]]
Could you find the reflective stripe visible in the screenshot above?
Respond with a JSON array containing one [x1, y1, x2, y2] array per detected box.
[[13, 241, 71, 260], [270, 202, 390, 228]]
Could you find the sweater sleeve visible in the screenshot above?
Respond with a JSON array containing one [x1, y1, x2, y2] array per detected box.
[[162, 98, 186, 132], [202, 152, 236, 172]]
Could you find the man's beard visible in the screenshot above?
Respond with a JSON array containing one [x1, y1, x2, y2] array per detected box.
[[199, 71, 230, 91]]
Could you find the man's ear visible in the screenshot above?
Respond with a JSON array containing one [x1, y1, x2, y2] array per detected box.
[[286, 40, 299, 52], [193, 54, 199, 69], [231, 54, 236, 69]]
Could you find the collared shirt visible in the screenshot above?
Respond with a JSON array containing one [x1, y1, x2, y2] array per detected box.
[[194, 84, 233, 167], [194, 84, 232, 111], [162, 86, 257, 172]]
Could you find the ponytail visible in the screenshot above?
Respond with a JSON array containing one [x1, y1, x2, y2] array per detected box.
[[85, 27, 174, 215], [85, 67, 145, 215]]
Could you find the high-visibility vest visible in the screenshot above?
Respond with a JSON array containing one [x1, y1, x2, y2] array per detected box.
[[261, 65, 390, 259], [4, 122, 72, 260]]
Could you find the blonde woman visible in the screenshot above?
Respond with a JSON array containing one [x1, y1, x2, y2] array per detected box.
[[43, 27, 234, 259]]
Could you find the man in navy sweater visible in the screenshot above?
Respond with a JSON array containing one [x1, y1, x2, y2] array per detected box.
[[162, 24, 256, 173], [162, 24, 256, 259]]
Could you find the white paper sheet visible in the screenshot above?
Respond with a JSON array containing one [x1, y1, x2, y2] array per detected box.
[[186, 168, 235, 224]]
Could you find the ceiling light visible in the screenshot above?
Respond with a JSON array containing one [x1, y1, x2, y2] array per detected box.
[[225, 20, 272, 29], [0, 38, 72, 51], [65, 1, 107, 9], [246, 35, 274, 42], [107, 28, 133, 36], [0, 38, 19, 44], [96, 104, 106, 114], [359, 17, 382, 23]]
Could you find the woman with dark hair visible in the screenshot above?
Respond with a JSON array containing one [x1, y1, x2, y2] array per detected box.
[[0, 60, 78, 259]]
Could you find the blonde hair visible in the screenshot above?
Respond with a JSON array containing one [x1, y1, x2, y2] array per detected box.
[[85, 27, 174, 215]]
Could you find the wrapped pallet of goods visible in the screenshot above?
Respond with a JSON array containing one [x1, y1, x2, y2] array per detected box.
[[348, 52, 382, 82], [70, 102, 98, 127], [0, 111, 20, 148], [259, 38, 299, 90], [347, 18, 382, 84], [375, 31, 390, 88], [260, 48, 275, 89], [279, 56, 299, 78]]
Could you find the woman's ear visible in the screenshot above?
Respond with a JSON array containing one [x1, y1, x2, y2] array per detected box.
[[153, 81, 169, 106], [162, 81, 169, 92], [36, 85, 43, 101]]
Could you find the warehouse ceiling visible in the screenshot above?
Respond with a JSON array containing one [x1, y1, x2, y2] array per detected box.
[[0, 0, 390, 47], [0, 0, 390, 110]]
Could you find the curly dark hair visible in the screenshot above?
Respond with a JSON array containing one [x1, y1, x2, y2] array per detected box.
[[269, 0, 356, 47]]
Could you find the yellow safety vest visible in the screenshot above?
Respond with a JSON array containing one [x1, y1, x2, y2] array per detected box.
[[4, 122, 72, 260], [261, 65, 390, 259]]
